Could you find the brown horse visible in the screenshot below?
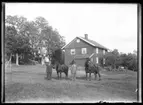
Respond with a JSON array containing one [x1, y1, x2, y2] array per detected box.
[[84, 58, 101, 81], [55, 61, 69, 79]]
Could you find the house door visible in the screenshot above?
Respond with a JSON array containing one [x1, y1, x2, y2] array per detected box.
[[75, 58, 86, 67]]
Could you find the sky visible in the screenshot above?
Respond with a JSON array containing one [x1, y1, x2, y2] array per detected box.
[[5, 3, 137, 54]]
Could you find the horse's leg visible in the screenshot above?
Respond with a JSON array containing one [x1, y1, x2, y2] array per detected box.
[[74, 72, 76, 81], [94, 72, 97, 80], [65, 71, 68, 79], [86, 72, 88, 80], [72, 73, 74, 81], [66, 67, 68, 79], [57, 71, 59, 79], [60, 72, 62, 79], [89, 72, 91, 81], [71, 73, 73, 81]]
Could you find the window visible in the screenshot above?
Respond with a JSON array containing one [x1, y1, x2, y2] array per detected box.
[[76, 39, 80, 43], [71, 49, 75, 55], [96, 48, 98, 54], [103, 58, 105, 64], [96, 57, 99, 64], [103, 50, 105, 55], [81, 48, 87, 54]]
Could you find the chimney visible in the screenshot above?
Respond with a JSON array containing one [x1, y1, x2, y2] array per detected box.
[[84, 34, 88, 39]]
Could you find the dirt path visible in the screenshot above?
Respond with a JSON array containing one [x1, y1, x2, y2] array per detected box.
[[4, 64, 138, 103]]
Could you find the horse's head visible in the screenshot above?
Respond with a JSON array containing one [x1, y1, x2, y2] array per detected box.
[[87, 60, 91, 64], [86, 58, 90, 62], [88, 61, 94, 67]]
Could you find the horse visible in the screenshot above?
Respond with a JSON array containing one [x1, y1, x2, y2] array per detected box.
[[84, 58, 101, 81], [55, 61, 69, 79]]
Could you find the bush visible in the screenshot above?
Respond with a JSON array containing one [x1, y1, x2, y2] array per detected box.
[[104, 66, 112, 71]]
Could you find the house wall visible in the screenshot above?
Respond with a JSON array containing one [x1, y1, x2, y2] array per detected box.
[[65, 48, 74, 66], [65, 37, 94, 55], [75, 58, 87, 67], [92, 48, 107, 65], [64, 37, 94, 66], [64, 37, 108, 67]]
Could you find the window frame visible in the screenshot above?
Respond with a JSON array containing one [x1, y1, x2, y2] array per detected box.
[[76, 39, 80, 43], [71, 49, 75, 55], [96, 57, 99, 64], [103, 50, 105, 55], [81, 48, 87, 54], [96, 48, 99, 54], [103, 58, 105, 64]]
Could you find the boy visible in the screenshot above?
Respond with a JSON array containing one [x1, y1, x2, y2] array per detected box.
[[70, 60, 77, 81]]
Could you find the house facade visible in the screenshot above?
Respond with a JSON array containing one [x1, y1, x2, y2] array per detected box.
[[62, 34, 108, 67]]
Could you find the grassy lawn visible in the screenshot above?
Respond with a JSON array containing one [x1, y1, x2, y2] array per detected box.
[[4, 64, 138, 103]]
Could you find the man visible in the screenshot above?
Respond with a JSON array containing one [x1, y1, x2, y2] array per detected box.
[[45, 55, 52, 80]]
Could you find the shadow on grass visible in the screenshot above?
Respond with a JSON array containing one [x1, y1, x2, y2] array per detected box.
[[44, 76, 88, 81], [44, 75, 102, 81], [53, 76, 88, 81], [45, 76, 71, 81], [76, 76, 87, 80]]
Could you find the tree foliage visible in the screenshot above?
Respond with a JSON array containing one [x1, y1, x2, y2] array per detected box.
[[51, 48, 64, 65], [5, 15, 66, 65], [104, 49, 137, 71]]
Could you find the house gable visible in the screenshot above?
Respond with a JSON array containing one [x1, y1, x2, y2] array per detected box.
[[62, 37, 94, 49], [62, 36, 108, 51], [61, 38, 77, 49]]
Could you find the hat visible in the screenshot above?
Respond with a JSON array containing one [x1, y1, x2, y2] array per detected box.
[[86, 58, 90, 60], [72, 60, 76, 64], [70, 60, 76, 65]]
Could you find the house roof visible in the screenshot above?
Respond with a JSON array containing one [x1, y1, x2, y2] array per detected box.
[[61, 36, 109, 50], [78, 37, 108, 50]]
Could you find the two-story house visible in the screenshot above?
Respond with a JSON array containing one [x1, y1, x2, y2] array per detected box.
[[61, 34, 109, 67]]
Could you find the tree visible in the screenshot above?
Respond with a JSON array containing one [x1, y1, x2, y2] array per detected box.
[[126, 53, 137, 71], [5, 15, 66, 66], [119, 53, 128, 68], [51, 48, 64, 64], [20, 21, 39, 60], [105, 49, 137, 71], [33, 17, 66, 63], [5, 26, 17, 62], [105, 49, 122, 69], [5, 15, 32, 65], [105, 51, 115, 68]]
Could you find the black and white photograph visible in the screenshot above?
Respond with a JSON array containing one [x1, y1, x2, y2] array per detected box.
[[2, 3, 141, 103]]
